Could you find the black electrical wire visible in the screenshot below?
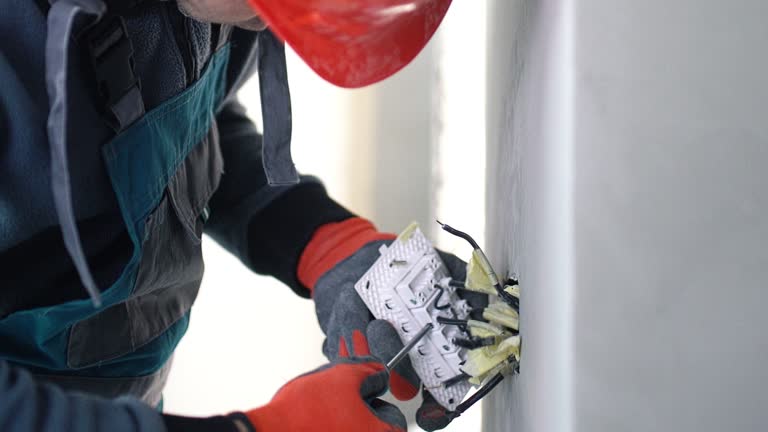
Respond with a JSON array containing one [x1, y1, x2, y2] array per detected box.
[[453, 336, 496, 350], [436, 316, 468, 327], [448, 373, 505, 420], [495, 283, 519, 309], [436, 220, 520, 310], [436, 220, 480, 249], [446, 354, 519, 419], [503, 279, 521, 310], [443, 372, 470, 388], [436, 316, 470, 333], [469, 307, 486, 315], [506, 295, 520, 311], [432, 285, 451, 310]]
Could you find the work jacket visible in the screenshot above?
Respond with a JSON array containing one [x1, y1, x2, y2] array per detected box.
[[0, 1, 353, 430]]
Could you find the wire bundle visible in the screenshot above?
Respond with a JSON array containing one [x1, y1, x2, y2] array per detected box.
[[436, 222, 521, 418]]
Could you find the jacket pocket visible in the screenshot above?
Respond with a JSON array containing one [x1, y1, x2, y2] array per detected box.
[[67, 126, 223, 369]]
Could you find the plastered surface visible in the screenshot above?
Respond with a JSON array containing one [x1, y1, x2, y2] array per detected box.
[[483, 1, 768, 431]]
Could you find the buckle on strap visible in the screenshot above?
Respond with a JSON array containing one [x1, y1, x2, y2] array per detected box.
[[84, 15, 145, 131]]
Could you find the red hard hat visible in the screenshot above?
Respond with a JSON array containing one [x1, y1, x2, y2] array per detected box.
[[247, 0, 453, 88]]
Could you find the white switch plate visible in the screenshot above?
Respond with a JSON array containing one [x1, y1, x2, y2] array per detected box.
[[354, 225, 472, 411]]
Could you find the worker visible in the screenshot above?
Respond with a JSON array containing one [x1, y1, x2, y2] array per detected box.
[[0, 0, 471, 431]]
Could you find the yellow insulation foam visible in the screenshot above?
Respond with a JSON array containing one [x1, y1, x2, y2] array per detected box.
[[463, 335, 520, 379], [467, 320, 505, 338], [504, 284, 520, 298], [482, 302, 519, 330], [465, 250, 498, 295]]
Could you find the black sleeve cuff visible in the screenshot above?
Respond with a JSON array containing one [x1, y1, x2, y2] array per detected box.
[[246, 182, 355, 297], [163, 413, 254, 432]]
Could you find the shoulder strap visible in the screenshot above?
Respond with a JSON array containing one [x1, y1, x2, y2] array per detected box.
[[43, 0, 150, 307], [39, 0, 149, 131], [83, 13, 145, 131]]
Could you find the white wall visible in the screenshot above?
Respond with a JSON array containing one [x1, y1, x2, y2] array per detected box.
[[484, 2, 573, 431], [483, 1, 768, 431]]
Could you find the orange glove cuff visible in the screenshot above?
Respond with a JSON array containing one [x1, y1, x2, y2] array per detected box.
[[244, 361, 404, 432], [297, 217, 395, 294]]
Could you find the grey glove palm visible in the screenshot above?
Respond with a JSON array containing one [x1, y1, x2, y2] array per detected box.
[[313, 240, 422, 400]]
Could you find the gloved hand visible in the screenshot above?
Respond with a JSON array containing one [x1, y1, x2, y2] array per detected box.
[[297, 218, 488, 430], [242, 357, 406, 432]]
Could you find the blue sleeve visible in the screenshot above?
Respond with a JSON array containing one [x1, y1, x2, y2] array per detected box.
[[205, 100, 354, 296], [0, 361, 166, 432]]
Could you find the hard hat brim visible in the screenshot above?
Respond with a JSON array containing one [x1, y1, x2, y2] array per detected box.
[[248, 0, 452, 88]]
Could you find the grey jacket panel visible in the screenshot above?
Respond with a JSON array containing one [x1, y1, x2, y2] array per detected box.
[[67, 125, 222, 371], [0, 361, 166, 432], [33, 358, 173, 408]]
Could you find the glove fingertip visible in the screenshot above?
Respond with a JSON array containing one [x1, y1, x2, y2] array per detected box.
[[417, 390, 453, 431], [370, 399, 407, 431], [359, 366, 391, 399], [389, 370, 419, 401], [416, 404, 452, 431]]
